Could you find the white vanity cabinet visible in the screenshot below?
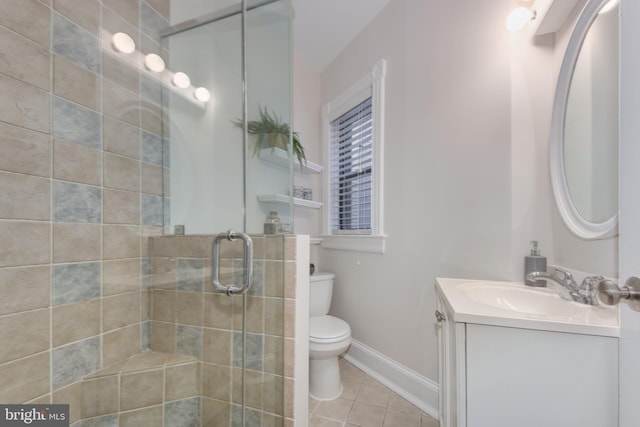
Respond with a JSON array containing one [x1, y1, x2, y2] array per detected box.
[[436, 280, 619, 427]]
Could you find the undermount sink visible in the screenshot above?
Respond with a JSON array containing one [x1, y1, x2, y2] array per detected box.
[[458, 281, 580, 316]]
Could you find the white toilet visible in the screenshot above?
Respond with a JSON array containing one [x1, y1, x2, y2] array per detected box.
[[309, 272, 352, 400]]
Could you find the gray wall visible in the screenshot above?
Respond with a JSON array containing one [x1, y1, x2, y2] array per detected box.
[[293, 0, 618, 388]]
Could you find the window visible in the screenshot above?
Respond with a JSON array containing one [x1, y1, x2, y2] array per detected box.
[[330, 97, 373, 234], [322, 60, 386, 253]]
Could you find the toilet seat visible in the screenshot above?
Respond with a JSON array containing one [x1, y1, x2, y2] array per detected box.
[[310, 315, 351, 344]]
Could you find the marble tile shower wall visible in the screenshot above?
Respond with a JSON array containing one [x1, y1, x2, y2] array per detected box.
[[0, 0, 170, 423], [149, 235, 298, 426]]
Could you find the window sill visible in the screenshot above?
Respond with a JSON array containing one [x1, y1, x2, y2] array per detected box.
[[320, 234, 386, 254]]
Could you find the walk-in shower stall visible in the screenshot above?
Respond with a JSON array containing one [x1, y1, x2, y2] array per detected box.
[[154, 0, 296, 424], [0, 0, 299, 425]]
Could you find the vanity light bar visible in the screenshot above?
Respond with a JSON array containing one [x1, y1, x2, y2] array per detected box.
[[109, 32, 212, 106]]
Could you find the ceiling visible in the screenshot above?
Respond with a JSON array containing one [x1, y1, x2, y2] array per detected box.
[[292, 0, 391, 72], [171, 0, 391, 73]]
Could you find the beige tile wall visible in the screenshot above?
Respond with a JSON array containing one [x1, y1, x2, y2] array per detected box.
[[0, 1, 301, 425], [0, 0, 169, 422], [75, 351, 200, 425]]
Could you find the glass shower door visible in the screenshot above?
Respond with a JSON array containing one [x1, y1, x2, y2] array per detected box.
[[164, 0, 292, 236], [164, 10, 244, 235], [160, 1, 292, 425]]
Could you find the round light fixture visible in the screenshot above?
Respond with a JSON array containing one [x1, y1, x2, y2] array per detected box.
[[112, 32, 135, 54], [505, 7, 536, 32], [194, 87, 211, 102], [172, 72, 191, 89], [144, 53, 165, 73], [599, 0, 619, 14]]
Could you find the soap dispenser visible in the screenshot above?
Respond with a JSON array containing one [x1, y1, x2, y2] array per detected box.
[[524, 240, 547, 287], [264, 211, 280, 234]]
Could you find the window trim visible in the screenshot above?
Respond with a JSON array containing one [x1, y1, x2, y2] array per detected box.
[[321, 59, 386, 253]]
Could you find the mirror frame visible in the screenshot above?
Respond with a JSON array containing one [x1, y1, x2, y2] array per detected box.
[[550, 0, 619, 239]]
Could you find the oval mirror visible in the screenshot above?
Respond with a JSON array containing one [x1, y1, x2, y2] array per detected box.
[[550, 0, 619, 239]]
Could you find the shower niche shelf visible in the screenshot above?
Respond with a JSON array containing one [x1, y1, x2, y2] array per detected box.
[[257, 194, 323, 209], [259, 147, 323, 174]]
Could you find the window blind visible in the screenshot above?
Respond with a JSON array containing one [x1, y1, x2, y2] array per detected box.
[[329, 97, 373, 234]]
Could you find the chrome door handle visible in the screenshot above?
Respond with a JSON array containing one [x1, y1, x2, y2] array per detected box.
[[435, 310, 446, 322], [597, 277, 640, 311], [212, 230, 253, 296]]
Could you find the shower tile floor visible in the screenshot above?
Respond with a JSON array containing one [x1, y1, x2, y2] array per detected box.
[[309, 358, 440, 427]]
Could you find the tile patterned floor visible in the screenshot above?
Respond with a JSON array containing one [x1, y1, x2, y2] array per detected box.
[[309, 358, 440, 427]]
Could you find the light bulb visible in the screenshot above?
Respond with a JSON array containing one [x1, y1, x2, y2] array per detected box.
[[599, 0, 619, 14], [172, 72, 191, 89], [194, 87, 211, 102], [112, 32, 135, 54], [144, 53, 165, 73], [505, 7, 535, 32]]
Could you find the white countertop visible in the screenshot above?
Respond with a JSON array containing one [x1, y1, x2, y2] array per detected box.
[[436, 277, 620, 337]]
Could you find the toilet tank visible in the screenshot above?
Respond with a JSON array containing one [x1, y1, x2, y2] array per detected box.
[[309, 272, 335, 317]]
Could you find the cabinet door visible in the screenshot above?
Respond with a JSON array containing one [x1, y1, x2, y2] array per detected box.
[[436, 295, 466, 427], [465, 324, 618, 427]]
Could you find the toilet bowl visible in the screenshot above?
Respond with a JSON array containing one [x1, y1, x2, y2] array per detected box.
[[309, 273, 352, 400]]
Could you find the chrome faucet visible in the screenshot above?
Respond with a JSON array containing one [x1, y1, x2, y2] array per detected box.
[[525, 267, 601, 305]]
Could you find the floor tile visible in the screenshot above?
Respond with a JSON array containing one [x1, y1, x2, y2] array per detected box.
[[340, 381, 361, 400], [340, 360, 367, 383], [314, 397, 354, 422], [347, 402, 385, 427], [310, 358, 441, 427], [383, 409, 421, 427], [388, 394, 423, 415], [309, 416, 344, 427], [356, 383, 390, 407], [421, 413, 440, 427]]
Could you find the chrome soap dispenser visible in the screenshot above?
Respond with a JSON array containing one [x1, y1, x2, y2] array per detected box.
[[524, 240, 547, 287]]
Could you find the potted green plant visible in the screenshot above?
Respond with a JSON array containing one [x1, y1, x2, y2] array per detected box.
[[234, 106, 306, 167]]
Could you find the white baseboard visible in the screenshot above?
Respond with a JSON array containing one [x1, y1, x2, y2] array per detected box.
[[343, 339, 439, 419]]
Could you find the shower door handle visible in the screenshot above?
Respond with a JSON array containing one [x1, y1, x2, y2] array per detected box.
[[211, 230, 253, 296]]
